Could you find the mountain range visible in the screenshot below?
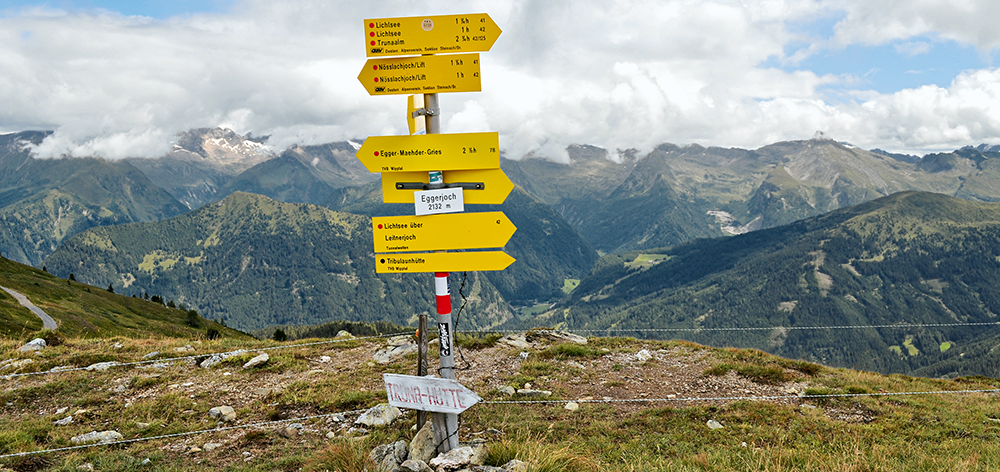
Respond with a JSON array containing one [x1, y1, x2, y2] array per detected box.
[[539, 191, 1000, 377], [5, 127, 1000, 375]]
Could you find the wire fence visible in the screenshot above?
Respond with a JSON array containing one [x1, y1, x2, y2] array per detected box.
[[6, 321, 1000, 380]]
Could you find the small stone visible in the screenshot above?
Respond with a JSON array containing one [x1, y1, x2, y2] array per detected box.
[[326, 431, 337, 439], [243, 353, 269, 369], [188, 447, 203, 453], [635, 349, 653, 362], [137, 422, 150, 429], [70, 430, 123, 445], [77, 463, 94, 471], [278, 423, 304, 438], [200, 355, 224, 368], [55, 407, 68, 415], [208, 406, 236, 422], [85, 361, 117, 372], [54, 416, 73, 426], [174, 345, 195, 353], [498, 333, 532, 350], [516, 389, 552, 398], [142, 351, 160, 359], [203, 442, 223, 451], [253, 387, 273, 396], [373, 343, 418, 364], [430, 446, 477, 471], [564, 402, 580, 411], [498, 386, 516, 396], [335, 330, 354, 338], [112, 342, 124, 349], [355, 403, 401, 427], [400, 459, 433, 472], [19, 338, 46, 352], [501, 459, 529, 472], [518, 351, 529, 360], [707, 420, 724, 430], [140, 458, 151, 465], [320, 356, 331, 363]]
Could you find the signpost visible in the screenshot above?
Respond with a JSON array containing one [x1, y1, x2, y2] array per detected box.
[[380, 168, 514, 204], [375, 251, 515, 274], [358, 53, 482, 96], [365, 14, 502, 57], [359, 12, 506, 453], [373, 212, 516, 253], [383, 374, 482, 414], [356, 132, 500, 173]]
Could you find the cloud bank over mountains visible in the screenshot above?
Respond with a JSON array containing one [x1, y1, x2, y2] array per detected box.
[[2, 0, 999, 161]]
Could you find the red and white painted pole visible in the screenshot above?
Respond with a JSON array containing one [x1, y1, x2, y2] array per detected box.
[[425, 93, 460, 452]]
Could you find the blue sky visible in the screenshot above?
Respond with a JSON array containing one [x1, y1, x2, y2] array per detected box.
[[2, 0, 1000, 159], [1, 0, 233, 19]]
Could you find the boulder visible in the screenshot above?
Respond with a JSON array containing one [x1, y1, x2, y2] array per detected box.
[[19, 338, 46, 352], [356, 403, 402, 427]]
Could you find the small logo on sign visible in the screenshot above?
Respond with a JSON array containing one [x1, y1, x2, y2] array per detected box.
[[421, 19, 434, 31]]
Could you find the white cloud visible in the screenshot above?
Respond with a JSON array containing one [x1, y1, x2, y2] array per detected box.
[[1, 0, 999, 161]]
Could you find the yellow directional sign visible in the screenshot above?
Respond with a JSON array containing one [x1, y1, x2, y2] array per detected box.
[[358, 54, 481, 96], [365, 14, 502, 57], [376, 251, 515, 273], [407, 95, 425, 135], [381, 168, 514, 204], [357, 132, 500, 173], [373, 211, 515, 253]]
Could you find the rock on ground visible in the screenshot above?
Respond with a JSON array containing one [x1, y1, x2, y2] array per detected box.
[[243, 353, 269, 369], [209, 406, 237, 422], [409, 420, 437, 463], [356, 403, 401, 427], [70, 431, 122, 445], [19, 338, 46, 352]]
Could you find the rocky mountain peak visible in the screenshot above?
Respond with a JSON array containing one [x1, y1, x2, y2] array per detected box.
[[168, 128, 274, 169]]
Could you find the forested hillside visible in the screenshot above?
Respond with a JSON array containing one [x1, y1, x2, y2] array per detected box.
[[1, 132, 187, 266], [42, 192, 514, 331], [545, 192, 1000, 376], [324, 183, 598, 305]]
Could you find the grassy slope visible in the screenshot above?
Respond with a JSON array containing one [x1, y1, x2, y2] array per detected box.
[[0, 256, 243, 340], [2, 333, 999, 471]]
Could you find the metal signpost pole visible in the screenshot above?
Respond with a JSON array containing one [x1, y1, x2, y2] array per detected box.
[[423, 92, 459, 452]]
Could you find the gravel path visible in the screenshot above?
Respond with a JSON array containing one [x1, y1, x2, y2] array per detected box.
[[1, 286, 57, 330]]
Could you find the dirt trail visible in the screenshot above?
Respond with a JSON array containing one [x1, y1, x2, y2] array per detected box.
[[1, 285, 57, 329]]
